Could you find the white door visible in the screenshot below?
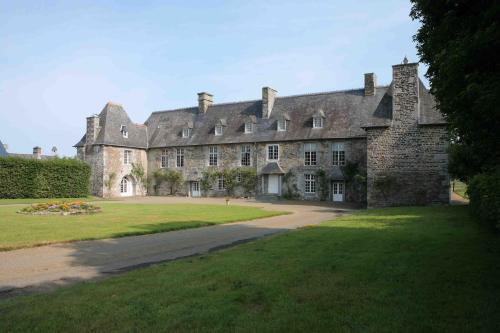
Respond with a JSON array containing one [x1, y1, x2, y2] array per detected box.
[[191, 181, 201, 197], [120, 177, 133, 197], [332, 182, 344, 202], [268, 175, 279, 194]]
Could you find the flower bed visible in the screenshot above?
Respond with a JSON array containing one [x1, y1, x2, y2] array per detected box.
[[18, 201, 101, 216]]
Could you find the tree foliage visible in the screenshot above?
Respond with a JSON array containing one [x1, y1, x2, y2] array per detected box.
[[410, 0, 500, 180], [153, 169, 183, 195]]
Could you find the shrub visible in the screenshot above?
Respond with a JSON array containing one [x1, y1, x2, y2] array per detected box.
[[18, 201, 101, 215], [468, 169, 500, 231], [0, 157, 90, 198]]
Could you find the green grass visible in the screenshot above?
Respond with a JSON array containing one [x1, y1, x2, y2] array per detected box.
[[0, 203, 284, 250], [0, 196, 106, 205], [1, 205, 499, 332], [452, 179, 468, 198]]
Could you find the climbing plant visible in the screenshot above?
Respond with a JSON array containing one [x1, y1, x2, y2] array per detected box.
[[104, 172, 116, 197], [316, 169, 329, 201], [131, 163, 148, 193], [282, 170, 299, 199]]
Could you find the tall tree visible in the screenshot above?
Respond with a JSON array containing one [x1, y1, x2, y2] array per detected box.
[[410, 0, 500, 181]]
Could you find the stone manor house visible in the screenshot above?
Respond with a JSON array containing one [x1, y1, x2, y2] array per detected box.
[[74, 60, 450, 207]]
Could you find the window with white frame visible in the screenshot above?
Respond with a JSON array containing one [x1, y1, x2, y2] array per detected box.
[[313, 117, 324, 129], [182, 128, 192, 138], [304, 143, 317, 166], [120, 125, 128, 138], [209, 146, 218, 166], [267, 144, 279, 161], [120, 177, 128, 193], [277, 119, 288, 131], [161, 149, 168, 168], [244, 122, 253, 134], [215, 125, 223, 136], [217, 175, 225, 190], [176, 148, 184, 167], [240, 145, 251, 166], [332, 143, 346, 166], [304, 174, 316, 193], [123, 150, 132, 165]]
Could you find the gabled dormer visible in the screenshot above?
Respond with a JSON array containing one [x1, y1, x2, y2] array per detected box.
[[312, 110, 325, 129], [182, 121, 193, 138], [244, 115, 257, 134], [277, 114, 290, 132], [120, 125, 128, 138], [215, 118, 227, 136]]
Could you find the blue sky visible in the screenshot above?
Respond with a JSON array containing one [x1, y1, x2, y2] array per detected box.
[[0, 0, 424, 156]]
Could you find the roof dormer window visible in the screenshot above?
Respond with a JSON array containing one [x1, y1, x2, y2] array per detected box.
[[120, 125, 128, 138], [277, 114, 290, 132], [245, 122, 253, 134], [313, 110, 325, 129], [215, 118, 227, 136], [215, 125, 223, 136], [182, 127, 192, 138]]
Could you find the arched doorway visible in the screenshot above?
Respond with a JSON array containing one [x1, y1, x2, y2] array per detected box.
[[119, 176, 135, 197]]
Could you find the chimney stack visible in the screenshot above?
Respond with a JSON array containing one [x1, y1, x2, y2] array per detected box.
[[85, 115, 100, 145], [364, 73, 377, 96], [33, 146, 41, 159], [262, 87, 277, 118], [198, 92, 213, 113]]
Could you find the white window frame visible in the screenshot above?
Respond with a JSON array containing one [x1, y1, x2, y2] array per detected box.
[[304, 143, 317, 166], [215, 125, 223, 136], [161, 149, 168, 168], [120, 177, 128, 193], [120, 125, 128, 138], [313, 117, 324, 129], [208, 146, 218, 166], [176, 148, 184, 167], [240, 145, 251, 166], [217, 175, 225, 190], [304, 174, 316, 193], [332, 143, 346, 166], [182, 128, 191, 138], [277, 119, 288, 132], [123, 150, 132, 165], [244, 122, 253, 134], [267, 144, 279, 161]]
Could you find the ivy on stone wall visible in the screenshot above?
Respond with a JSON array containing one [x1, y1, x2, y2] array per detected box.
[[282, 170, 299, 199], [315, 169, 329, 201], [0, 157, 90, 198], [131, 163, 148, 193], [153, 169, 183, 195], [200, 167, 257, 197]]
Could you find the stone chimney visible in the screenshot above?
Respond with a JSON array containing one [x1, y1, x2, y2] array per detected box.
[[85, 115, 100, 145], [198, 92, 213, 113], [33, 146, 42, 159], [364, 73, 377, 96], [392, 58, 419, 125], [262, 87, 277, 119]]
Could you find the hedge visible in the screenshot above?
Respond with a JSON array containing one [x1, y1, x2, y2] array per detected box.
[[468, 169, 500, 231], [0, 157, 90, 198]]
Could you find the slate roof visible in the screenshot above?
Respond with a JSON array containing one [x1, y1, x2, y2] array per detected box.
[[8, 153, 55, 160], [75, 81, 444, 149], [0, 139, 8, 157], [261, 162, 285, 175]]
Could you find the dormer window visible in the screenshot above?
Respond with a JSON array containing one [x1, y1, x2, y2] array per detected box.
[[215, 119, 227, 136], [277, 114, 290, 132], [120, 125, 128, 138], [313, 117, 324, 128], [313, 110, 325, 129], [182, 128, 192, 138], [244, 122, 253, 134], [215, 125, 223, 136]]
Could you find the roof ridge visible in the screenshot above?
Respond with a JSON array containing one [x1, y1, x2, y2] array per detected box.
[[150, 85, 391, 115]]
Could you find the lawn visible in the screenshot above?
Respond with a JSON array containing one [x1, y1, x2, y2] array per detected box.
[[452, 179, 468, 198], [1, 205, 499, 332], [0, 203, 284, 251]]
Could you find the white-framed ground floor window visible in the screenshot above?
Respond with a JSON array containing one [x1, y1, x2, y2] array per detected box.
[[120, 176, 134, 197], [332, 181, 344, 202]]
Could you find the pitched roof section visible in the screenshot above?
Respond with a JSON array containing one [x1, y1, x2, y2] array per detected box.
[[145, 86, 394, 148], [92, 102, 148, 148]]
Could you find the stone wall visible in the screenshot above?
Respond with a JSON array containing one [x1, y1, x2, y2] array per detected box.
[[147, 138, 367, 203], [366, 63, 449, 207]]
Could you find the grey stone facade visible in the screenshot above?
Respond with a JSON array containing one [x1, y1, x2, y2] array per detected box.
[[75, 60, 449, 207]]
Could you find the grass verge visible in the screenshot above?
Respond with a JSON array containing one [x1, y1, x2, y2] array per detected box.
[[0, 205, 498, 332], [0, 203, 285, 250]]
